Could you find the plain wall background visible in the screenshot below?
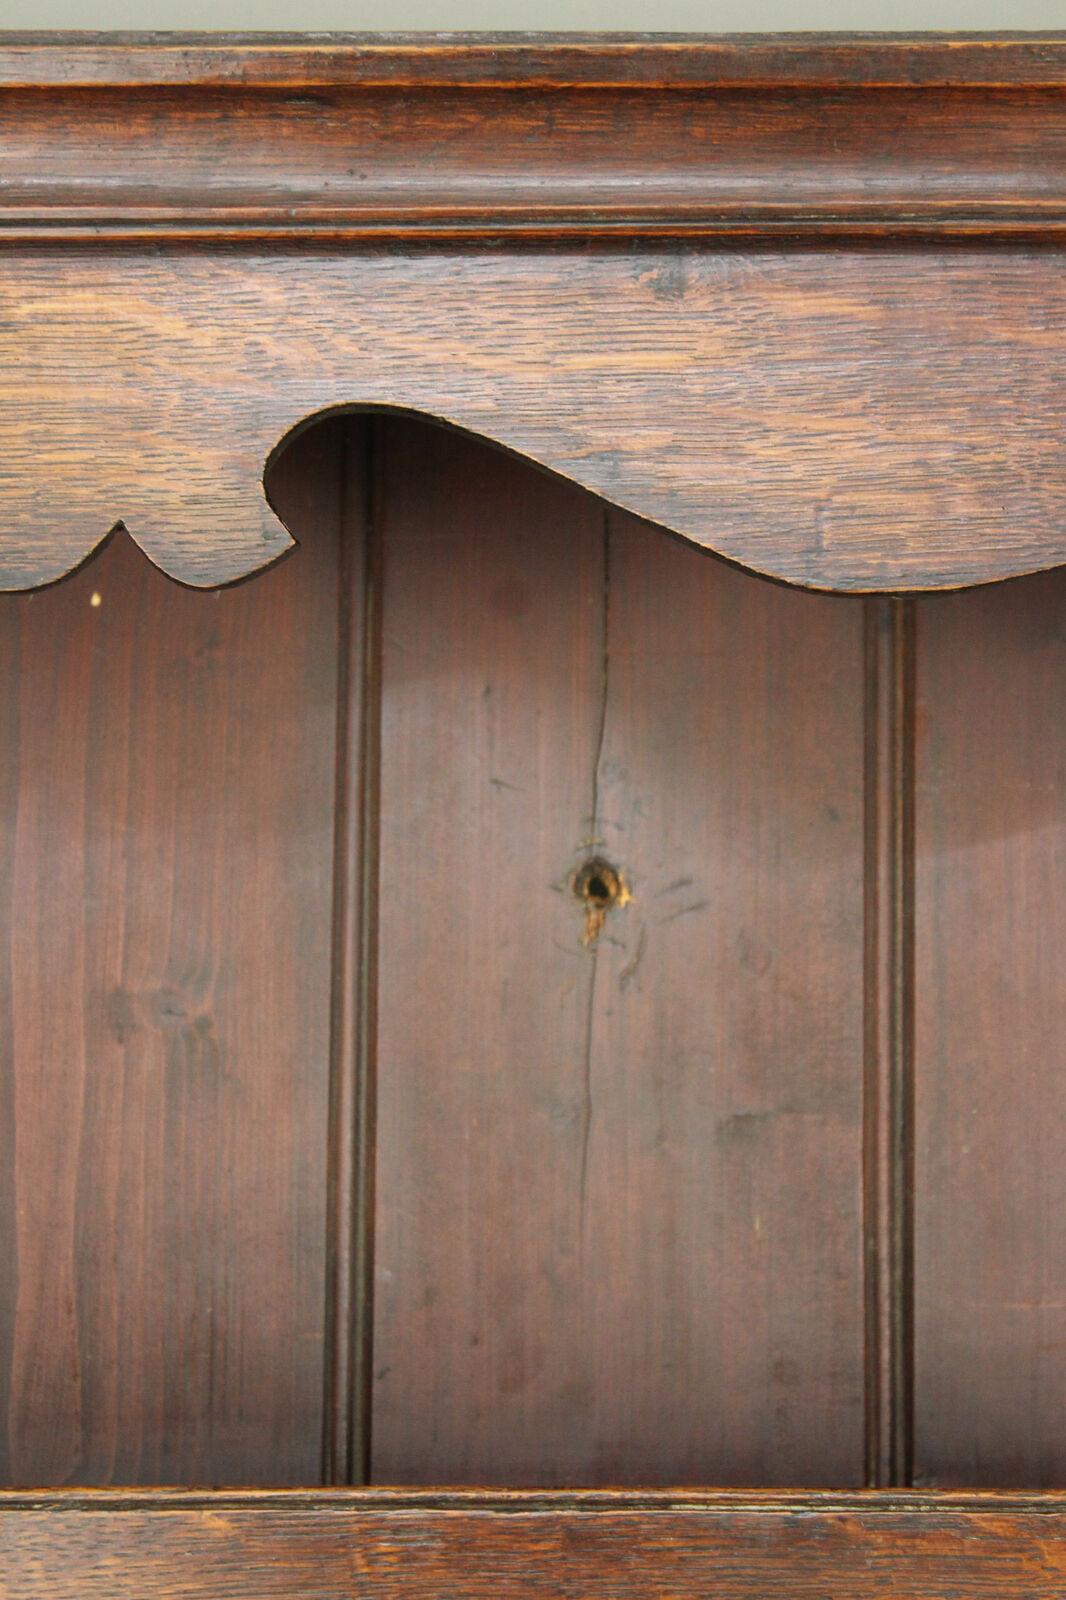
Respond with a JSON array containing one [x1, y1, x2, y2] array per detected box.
[[1, 3, 1064, 35]]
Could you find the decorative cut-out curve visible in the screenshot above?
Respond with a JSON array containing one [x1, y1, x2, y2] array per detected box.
[[7, 248, 1066, 594]]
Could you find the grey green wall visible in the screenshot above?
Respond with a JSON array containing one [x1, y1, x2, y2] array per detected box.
[[0, 3, 1058, 34]]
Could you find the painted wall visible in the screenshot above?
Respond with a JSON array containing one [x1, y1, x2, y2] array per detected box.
[[0, 2, 1058, 34]]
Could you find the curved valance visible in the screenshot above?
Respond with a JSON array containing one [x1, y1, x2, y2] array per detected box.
[[3, 248, 1066, 593]]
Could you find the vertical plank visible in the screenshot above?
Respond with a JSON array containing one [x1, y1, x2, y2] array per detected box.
[[914, 568, 1066, 1486], [371, 417, 867, 1486], [0, 422, 346, 1486], [369, 417, 608, 1486]]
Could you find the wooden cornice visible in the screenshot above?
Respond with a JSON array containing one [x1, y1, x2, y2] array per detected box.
[[3, 31, 1066, 87], [1, 34, 1066, 240], [5, 35, 1066, 595]]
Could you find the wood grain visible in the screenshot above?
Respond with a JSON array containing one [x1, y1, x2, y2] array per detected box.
[[913, 568, 1066, 1487], [0, 422, 347, 1486], [6, 39, 1066, 596], [370, 418, 866, 1485], [8, 83, 1066, 238], [0, 1489, 1064, 1599], [8, 39, 1066, 1578], [2, 33, 1066, 88], [7, 250, 1066, 594]]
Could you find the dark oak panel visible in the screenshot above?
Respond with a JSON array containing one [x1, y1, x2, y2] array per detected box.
[[11, 404, 1066, 1502], [1, 1489, 1064, 1599], [0, 424, 348, 1485], [0, 412, 872, 1491], [914, 568, 1066, 1486], [10, 41, 1066, 1594], [371, 420, 867, 1485]]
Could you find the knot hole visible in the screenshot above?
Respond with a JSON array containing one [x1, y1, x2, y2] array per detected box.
[[572, 857, 629, 945]]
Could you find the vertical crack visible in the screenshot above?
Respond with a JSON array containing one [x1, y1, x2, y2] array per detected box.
[[863, 594, 916, 1488], [578, 511, 611, 1230]]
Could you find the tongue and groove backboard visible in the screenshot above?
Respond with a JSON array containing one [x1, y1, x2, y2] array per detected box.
[[2, 32, 1066, 1598]]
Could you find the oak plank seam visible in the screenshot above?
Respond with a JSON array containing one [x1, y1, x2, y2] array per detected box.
[[4, 1486, 1066, 1512], [322, 421, 382, 1486], [863, 596, 916, 1488]]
